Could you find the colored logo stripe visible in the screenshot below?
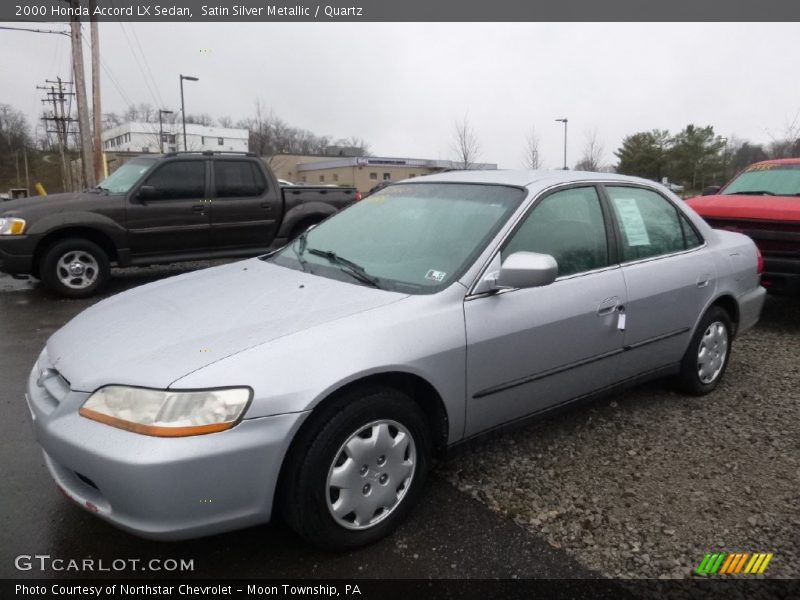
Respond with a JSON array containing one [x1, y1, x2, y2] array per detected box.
[[696, 552, 773, 575]]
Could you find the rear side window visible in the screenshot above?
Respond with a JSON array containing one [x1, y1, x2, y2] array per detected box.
[[606, 186, 692, 261], [502, 186, 609, 276], [144, 161, 205, 200], [214, 161, 267, 198]]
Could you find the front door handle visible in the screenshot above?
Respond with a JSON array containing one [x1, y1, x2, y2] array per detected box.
[[191, 205, 206, 213], [597, 296, 620, 316]]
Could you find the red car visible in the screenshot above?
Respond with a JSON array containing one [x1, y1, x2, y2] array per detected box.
[[688, 158, 800, 293]]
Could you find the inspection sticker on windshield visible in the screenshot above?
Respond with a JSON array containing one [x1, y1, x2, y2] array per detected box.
[[425, 269, 447, 282], [613, 198, 650, 246]]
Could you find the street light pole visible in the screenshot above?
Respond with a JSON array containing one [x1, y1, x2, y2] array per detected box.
[[179, 74, 199, 151], [158, 109, 174, 154], [555, 118, 568, 169]]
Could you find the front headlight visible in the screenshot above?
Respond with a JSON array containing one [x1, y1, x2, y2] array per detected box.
[[0, 217, 26, 235], [79, 386, 252, 437]]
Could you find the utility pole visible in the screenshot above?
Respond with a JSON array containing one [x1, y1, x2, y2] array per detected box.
[[90, 0, 104, 181], [39, 77, 77, 191], [69, 0, 96, 188]]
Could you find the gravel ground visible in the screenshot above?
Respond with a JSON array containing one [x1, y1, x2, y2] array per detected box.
[[442, 294, 800, 579]]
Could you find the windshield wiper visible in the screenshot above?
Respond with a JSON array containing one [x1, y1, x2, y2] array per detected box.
[[290, 232, 311, 272], [307, 248, 381, 288], [728, 190, 776, 196]]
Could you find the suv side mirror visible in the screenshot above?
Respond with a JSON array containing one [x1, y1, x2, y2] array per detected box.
[[702, 185, 721, 196], [136, 185, 157, 200]]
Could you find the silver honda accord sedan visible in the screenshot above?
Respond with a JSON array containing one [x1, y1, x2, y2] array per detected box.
[[26, 170, 765, 549]]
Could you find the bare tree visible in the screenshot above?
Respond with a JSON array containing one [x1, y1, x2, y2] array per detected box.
[[574, 128, 606, 171], [218, 116, 234, 128], [522, 126, 541, 169], [766, 112, 800, 159], [452, 115, 481, 169]]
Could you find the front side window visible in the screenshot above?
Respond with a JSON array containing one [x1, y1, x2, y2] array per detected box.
[[214, 161, 266, 198], [607, 186, 688, 261], [143, 161, 205, 200], [722, 163, 800, 196], [502, 186, 609, 277], [269, 183, 525, 293]]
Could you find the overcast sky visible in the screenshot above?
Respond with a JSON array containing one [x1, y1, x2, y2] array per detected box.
[[3, 22, 800, 169]]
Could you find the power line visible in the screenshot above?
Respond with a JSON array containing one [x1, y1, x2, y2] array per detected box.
[[0, 25, 70, 36], [129, 23, 165, 107], [116, 22, 163, 109]]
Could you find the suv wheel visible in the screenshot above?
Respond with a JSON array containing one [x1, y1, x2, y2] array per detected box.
[[281, 386, 431, 550], [40, 238, 110, 298]]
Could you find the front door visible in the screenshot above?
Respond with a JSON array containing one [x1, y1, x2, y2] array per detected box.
[[464, 185, 627, 437], [127, 159, 211, 258]]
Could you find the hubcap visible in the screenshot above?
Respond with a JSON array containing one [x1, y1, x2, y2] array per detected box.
[[326, 419, 416, 530], [56, 251, 99, 290], [696, 321, 728, 384]]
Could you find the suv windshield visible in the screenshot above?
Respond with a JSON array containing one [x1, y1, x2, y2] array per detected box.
[[268, 182, 525, 294], [722, 163, 800, 197], [97, 157, 158, 193]]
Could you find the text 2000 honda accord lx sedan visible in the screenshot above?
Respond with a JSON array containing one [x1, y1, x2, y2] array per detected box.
[[26, 170, 765, 549]]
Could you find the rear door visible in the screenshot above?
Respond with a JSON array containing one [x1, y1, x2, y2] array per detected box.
[[464, 185, 627, 436], [603, 184, 715, 379], [126, 159, 211, 257], [209, 159, 278, 252]]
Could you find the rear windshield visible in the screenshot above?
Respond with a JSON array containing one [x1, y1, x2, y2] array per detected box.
[[722, 164, 800, 197]]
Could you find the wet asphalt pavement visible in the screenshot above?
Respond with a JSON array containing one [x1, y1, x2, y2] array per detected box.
[[0, 265, 592, 581]]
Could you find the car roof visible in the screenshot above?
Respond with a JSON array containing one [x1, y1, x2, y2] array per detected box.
[[751, 158, 800, 166], [411, 169, 659, 190]]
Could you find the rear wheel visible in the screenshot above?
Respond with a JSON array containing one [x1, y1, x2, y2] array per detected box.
[[675, 306, 732, 396], [39, 238, 110, 298], [280, 386, 431, 550]]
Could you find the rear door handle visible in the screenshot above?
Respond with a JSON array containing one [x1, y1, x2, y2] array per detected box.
[[259, 202, 272, 209], [191, 205, 205, 212], [696, 273, 712, 288]]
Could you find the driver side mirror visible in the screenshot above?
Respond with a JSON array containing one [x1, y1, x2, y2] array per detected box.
[[137, 185, 157, 200], [475, 251, 558, 294], [701, 185, 721, 196]]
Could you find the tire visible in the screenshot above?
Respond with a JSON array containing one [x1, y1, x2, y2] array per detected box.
[[280, 386, 431, 550], [39, 238, 110, 298], [675, 306, 733, 396]]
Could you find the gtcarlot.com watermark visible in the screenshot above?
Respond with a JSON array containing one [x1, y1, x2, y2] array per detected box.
[[14, 554, 194, 573]]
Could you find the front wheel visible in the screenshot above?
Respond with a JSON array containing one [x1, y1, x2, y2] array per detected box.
[[280, 386, 431, 550], [39, 238, 110, 298], [675, 306, 733, 396]]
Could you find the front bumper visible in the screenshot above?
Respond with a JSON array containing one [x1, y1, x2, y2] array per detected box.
[[0, 236, 35, 275], [761, 255, 800, 294], [26, 359, 309, 540]]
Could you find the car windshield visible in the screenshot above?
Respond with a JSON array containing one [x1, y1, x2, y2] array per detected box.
[[268, 182, 525, 294], [722, 163, 800, 196], [97, 158, 158, 193]]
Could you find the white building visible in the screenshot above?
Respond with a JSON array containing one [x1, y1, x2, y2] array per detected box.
[[102, 121, 249, 154]]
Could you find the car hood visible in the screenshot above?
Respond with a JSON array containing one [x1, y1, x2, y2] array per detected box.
[[47, 259, 408, 392], [688, 194, 800, 222], [0, 191, 99, 218]]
